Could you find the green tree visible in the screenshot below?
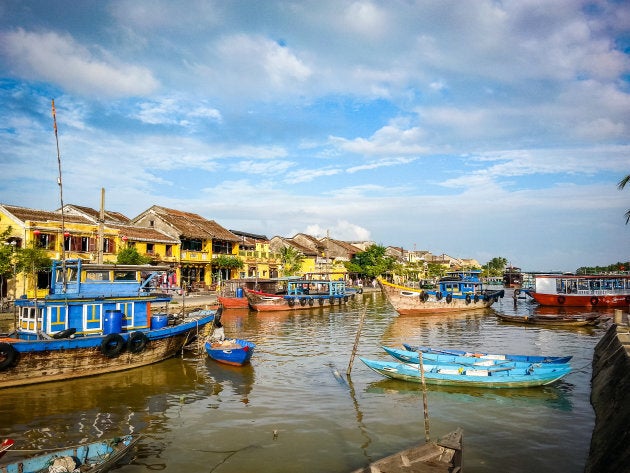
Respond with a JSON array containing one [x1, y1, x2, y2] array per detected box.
[[345, 244, 396, 279], [0, 227, 16, 301], [280, 246, 304, 276], [618, 174, 630, 224], [117, 246, 152, 265], [15, 241, 52, 296], [481, 257, 508, 277], [213, 255, 245, 277]]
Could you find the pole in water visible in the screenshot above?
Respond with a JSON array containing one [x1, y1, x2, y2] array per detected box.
[[417, 351, 430, 442], [347, 306, 367, 376]]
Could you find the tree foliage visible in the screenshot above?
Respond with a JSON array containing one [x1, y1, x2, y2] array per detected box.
[[0, 227, 15, 281], [345, 244, 396, 279], [117, 246, 153, 265], [213, 255, 244, 270], [279, 246, 304, 276], [481, 257, 508, 277], [575, 261, 629, 274]]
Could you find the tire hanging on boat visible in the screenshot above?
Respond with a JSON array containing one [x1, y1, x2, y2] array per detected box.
[[128, 331, 149, 354], [436, 292, 443, 301], [288, 298, 295, 307], [445, 293, 453, 303], [329, 297, 335, 305], [465, 294, 472, 304], [590, 296, 598, 306], [300, 298, 307, 306], [308, 298, 314, 306], [557, 295, 566, 305], [52, 327, 77, 339], [474, 294, 479, 303], [318, 298, 324, 306], [100, 333, 125, 358], [0, 343, 17, 370]]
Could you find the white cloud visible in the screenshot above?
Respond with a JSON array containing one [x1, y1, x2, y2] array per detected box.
[[1, 29, 159, 97]]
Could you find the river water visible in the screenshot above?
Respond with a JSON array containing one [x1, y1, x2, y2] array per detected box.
[[0, 289, 612, 472]]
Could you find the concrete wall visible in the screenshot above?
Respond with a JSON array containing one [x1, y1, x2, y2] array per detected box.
[[585, 323, 630, 472]]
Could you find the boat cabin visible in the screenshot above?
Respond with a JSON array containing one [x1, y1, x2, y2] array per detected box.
[[14, 259, 171, 340], [535, 274, 630, 295], [286, 279, 346, 297], [437, 270, 483, 295]]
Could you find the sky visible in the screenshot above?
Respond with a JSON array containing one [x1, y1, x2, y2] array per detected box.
[[0, 0, 629, 273]]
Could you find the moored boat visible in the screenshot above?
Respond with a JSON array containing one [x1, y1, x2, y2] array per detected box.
[[349, 428, 463, 473], [0, 259, 215, 389], [378, 270, 505, 315], [205, 338, 255, 366], [382, 346, 571, 368], [503, 266, 523, 288], [360, 357, 572, 388], [496, 313, 600, 327], [245, 279, 358, 312], [525, 273, 630, 307], [401, 344, 572, 364], [0, 435, 139, 473]]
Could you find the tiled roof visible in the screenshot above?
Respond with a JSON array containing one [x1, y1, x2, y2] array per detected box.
[[109, 224, 179, 244], [0, 204, 92, 225], [63, 204, 131, 223], [151, 206, 239, 241]]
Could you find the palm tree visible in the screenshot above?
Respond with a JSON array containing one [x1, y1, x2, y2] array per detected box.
[[619, 175, 630, 224], [279, 246, 304, 276]]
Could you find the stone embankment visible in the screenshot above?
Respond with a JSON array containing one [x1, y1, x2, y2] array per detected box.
[[585, 311, 630, 473]]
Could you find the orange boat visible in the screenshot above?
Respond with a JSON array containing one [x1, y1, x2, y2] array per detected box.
[[525, 273, 630, 307]]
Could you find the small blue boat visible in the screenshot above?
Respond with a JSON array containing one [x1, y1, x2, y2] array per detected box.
[[360, 357, 572, 388], [382, 346, 570, 369], [205, 338, 256, 366], [0, 435, 139, 473], [402, 344, 572, 364]]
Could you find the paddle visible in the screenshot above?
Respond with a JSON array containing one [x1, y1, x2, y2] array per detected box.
[[0, 438, 14, 459]]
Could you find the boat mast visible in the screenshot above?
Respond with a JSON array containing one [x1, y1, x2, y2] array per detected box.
[[98, 187, 105, 264], [51, 99, 67, 293]]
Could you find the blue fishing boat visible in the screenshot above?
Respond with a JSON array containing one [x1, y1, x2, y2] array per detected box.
[[205, 338, 256, 366], [378, 270, 505, 315], [0, 259, 215, 389], [359, 358, 572, 388], [382, 346, 571, 369], [0, 435, 139, 473], [402, 344, 573, 364]]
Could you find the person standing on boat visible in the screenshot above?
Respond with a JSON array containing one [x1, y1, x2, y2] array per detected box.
[[210, 318, 225, 342]]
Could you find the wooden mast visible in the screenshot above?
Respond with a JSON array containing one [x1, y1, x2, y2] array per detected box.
[[98, 188, 105, 264], [51, 99, 67, 293]]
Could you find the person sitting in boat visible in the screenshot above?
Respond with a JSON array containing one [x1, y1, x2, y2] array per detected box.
[[210, 319, 225, 342]]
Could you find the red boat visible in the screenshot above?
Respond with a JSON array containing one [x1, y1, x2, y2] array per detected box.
[[525, 273, 630, 307]]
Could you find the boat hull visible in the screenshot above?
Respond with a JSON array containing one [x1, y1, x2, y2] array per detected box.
[[401, 344, 572, 364], [205, 338, 255, 366], [0, 315, 214, 389], [496, 313, 600, 327], [350, 428, 463, 473], [245, 290, 353, 312], [217, 296, 249, 309], [360, 357, 572, 389], [529, 292, 630, 308], [379, 279, 502, 314], [382, 346, 571, 368], [1, 435, 140, 473]]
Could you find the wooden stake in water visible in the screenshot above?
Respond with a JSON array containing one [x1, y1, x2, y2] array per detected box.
[[418, 351, 430, 442], [347, 307, 367, 376]]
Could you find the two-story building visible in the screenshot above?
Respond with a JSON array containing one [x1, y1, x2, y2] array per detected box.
[[229, 230, 282, 279]]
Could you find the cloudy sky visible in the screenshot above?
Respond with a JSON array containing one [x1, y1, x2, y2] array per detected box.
[[1, 1, 629, 272]]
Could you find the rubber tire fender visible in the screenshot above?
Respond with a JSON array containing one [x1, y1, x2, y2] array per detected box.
[[445, 293, 453, 303], [465, 294, 472, 304], [52, 328, 77, 339], [436, 292, 443, 301], [557, 295, 566, 305], [590, 296, 598, 306], [101, 333, 125, 358], [128, 331, 149, 354], [0, 343, 17, 371]]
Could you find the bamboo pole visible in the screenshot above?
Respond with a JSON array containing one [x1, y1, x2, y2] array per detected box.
[[347, 306, 367, 376], [418, 351, 430, 442]]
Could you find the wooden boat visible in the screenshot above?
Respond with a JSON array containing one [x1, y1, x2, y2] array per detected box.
[[525, 273, 630, 307], [218, 278, 291, 309], [382, 346, 571, 368], [0, 439, 14, 459], [245, 279, 359, 312], [350, 428, 463, 473], [378, 270, 505, 315], [0, 435, 139, 473], [401, 344, 572, 364], [496, 313, 600, 327], [503, 266, 523, 288], [205, 338, 256, 366], [0, 259, 215, 389], [359, 357, 572, 388]]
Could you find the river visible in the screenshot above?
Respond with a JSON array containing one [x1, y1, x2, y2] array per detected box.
[[0, 289, 610, 472]]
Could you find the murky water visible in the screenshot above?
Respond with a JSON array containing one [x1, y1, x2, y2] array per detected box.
[[0, 290, 611, 472]]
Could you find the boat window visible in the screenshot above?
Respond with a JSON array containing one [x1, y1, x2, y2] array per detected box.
[[85, 271, 111, 282], [114, 271, 137, 281]]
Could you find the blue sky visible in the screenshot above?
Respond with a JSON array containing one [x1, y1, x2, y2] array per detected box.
[[0, 0, 628, 272]]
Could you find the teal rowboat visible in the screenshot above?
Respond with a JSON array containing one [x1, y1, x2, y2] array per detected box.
[[360, 357, 571, 389]]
